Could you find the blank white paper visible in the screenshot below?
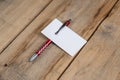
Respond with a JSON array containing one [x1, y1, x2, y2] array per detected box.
[[41, 19, 87, 56]]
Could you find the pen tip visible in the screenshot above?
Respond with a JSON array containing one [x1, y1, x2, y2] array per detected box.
[[29, 54, 38, 62]]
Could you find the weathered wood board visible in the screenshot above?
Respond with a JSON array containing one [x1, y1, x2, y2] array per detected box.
[[0, 0, 119, 80], [60, 1, 120, 80], [0, 0, 52, 53]]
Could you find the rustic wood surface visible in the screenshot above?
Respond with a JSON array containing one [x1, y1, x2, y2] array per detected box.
[[0, 0, 119, 80], [0, 0, 52, 53], [60, 1, 120, 80]]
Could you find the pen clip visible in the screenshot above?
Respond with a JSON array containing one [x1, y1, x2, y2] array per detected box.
[[55, 19, 71, 35]]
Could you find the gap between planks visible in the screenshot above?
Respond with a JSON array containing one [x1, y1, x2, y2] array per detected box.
[[57, 0, 119, 79], [0, 0, 53, 55], [0, 0, 118, 79]]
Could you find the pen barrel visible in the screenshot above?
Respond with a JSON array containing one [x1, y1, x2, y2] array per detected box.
[[66, 21, 70, 26], [66, 19, 71, 26], [36, 39, 52, 56]]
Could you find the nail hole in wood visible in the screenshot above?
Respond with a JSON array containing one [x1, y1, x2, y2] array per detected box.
[[4, 64, 8, 67]]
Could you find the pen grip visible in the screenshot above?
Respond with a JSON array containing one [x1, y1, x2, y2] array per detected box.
[[36, 39, 52, 56]]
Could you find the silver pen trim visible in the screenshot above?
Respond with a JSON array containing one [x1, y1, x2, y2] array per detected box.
[[29, 54, 38, 62]]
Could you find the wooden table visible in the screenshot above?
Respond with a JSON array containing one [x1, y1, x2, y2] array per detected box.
[[0, 0, 120, 80]]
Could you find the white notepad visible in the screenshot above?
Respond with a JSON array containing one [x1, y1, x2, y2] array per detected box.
[[41, 19, 87, 56]]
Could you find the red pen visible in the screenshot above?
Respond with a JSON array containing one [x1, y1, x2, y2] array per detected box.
[[29, 19, 71, 62]]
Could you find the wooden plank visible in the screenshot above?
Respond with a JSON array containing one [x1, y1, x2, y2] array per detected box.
[[60, 1, 120, 80], [0, 0, 118, 80], [0, 0, 52, 53]]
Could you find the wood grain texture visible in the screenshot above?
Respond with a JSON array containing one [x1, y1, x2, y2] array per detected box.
[[0, 0, 52, 53], [60, 1, 120, 80], [0, 0, 118, 80]]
